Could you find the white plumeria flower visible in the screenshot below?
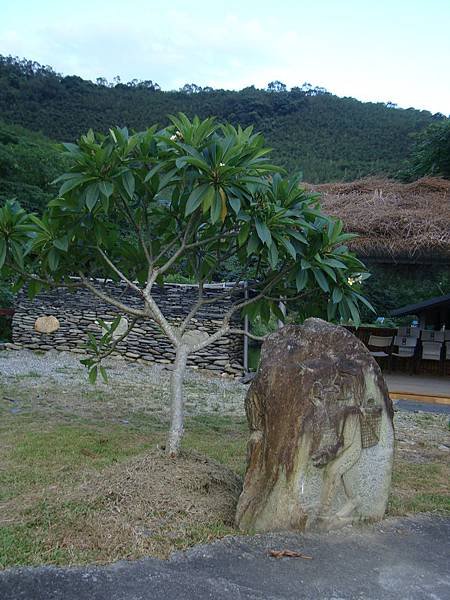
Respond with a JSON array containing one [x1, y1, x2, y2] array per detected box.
[[219, 162, 225, 167], [347, 274, 363, 286], [170, 134, 177, 141]]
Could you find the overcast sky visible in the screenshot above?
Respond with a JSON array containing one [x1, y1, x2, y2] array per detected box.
[[1, 0, 449, 114]]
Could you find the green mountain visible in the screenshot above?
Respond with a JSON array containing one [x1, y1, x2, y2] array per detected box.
[[0, 120, 67, 212], [1, 56, 445, 183]]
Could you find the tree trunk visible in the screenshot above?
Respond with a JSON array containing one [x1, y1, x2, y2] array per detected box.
[[167, 344, 189, 456]]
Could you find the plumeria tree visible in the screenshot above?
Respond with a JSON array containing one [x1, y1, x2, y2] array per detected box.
[[0, 114, 372, 455]]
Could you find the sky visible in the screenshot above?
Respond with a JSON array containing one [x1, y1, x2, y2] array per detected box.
[[0, 0, 449, 114]]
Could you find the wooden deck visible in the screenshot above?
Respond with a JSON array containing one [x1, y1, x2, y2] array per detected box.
[[384, 373, 450, 405]]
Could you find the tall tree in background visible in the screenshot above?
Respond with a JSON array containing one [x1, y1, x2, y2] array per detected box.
[[267, 81, 287, 93], [0, 114, 372, 455], [401, 119, 450, 180]]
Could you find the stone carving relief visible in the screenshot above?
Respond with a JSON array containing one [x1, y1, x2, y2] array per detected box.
[[235, 318, 394, 533]]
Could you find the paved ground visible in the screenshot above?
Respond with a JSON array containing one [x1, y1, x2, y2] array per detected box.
[[1, 515, 449, 600], [385, 373, 450, 399], [395, 399, 450, 414]]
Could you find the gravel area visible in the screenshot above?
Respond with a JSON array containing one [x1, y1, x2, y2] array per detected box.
[[0, 349, 247, 423]]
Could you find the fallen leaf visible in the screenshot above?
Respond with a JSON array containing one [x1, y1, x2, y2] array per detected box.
[[269, 549, 312, 559], [80, 448, 97, 458]]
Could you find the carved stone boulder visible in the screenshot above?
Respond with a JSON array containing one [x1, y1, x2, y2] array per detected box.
[[235, 318, 394, 533]]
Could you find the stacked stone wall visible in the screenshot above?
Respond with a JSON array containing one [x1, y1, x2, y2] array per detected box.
[[10, 281, 245, 376]]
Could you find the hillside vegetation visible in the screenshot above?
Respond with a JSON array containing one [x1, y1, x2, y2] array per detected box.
[[0, 121, 67, 212], [0, 55, 444, 182]]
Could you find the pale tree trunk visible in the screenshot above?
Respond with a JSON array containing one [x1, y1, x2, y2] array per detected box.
[[167, 344, 189, 456]]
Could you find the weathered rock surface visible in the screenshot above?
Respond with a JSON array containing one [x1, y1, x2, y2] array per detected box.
[[99, 316, 129, 340], [181, 329, 209, 347], [34, 315, 60, 334], [236, 318, 394, 533]]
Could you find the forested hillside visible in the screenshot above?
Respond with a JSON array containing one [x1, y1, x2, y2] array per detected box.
[[0, 56, 445, 182], [0, 121, 67, 211]]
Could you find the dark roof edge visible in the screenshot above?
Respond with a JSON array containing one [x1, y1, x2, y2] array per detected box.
[[390, 293, 450, 316]]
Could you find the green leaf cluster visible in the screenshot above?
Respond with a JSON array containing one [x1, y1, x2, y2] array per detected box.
[[80, 316, 125, 383]]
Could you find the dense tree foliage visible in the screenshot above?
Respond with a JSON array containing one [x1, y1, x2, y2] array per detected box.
[[0, 55, 442, 182], [400, 120, 450, 181]]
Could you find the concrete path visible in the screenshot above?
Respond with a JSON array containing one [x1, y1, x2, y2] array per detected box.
[[1, 515, 449, 600], [385, 373, 450, 400], [394, 399, 450, 414]]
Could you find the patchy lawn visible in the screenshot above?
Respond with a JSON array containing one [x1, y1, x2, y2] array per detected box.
[[0, 350, 449, 569], [389, 412, 450, 515]]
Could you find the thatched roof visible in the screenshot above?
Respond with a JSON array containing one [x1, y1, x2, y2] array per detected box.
[[305, 177, 450, 264]]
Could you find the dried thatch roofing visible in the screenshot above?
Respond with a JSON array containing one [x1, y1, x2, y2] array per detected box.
[[305, 177, 450, 264]]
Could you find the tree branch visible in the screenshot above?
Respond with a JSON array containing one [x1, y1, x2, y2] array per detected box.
[[229, 328, 268, 342], [151, 237, 180, 268], [97, 247, 143, 296], [94, 317, 139, 361], [181, 266, 286, 354], [262, 290, 315, 303], [189, 325, 230, 353], [179, 279, 204, 335], [224, 267, 293, 322], [144, 214, 198, 294], [178, 259, 251, 336], [117, 194, 152, 265], [146, 227, 239, 295], [142, 291, 180, 347], [79, 273, 147, 317], [7, 264, 83, 289], [184, 230, 238, 251]]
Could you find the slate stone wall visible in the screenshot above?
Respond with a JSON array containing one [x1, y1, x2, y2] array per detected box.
[[10, 281, 245, 376]]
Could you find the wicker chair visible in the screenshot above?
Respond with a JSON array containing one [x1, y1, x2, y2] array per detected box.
[[420, 341, 444, 375], [421, 330, 445, 342], [367, 335, 393, 369], [390, 335, 418, 374], [398, 326, 421, 338]]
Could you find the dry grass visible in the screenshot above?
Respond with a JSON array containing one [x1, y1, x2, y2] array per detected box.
[[0, 450, 241, 565], [389, 461, 450, 515], [305, 176, 450, 261]]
